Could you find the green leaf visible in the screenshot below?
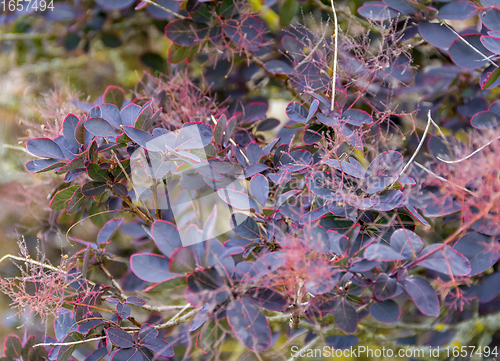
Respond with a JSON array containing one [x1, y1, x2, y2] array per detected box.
[[140, 52, 165, 72], [167, 43, 197, 64], [280, 0, 299, 27], [89, 204, 111, 228], [113, 159, 131, 182], [103, 86, 125, 108], [4, 335, 22, 359], [87, 163, 109, 182], [101, 32, 122, 48], [483, 66, 500, 89], [67, 187, 86, 214], [57, 333, 84, 361], [50, 186, 80, 211], [346, 294, 365, 305]]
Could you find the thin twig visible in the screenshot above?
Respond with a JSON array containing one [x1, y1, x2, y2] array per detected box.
[[99, 264, 125, 297], [139, 0, 185, 19], [34, 335, 106, 348], [413, 162, 475, 195], [437, 135, 500, 164], [390, 110, 432, 187], [330, 0, 338, 111], [155, 307, 201, 330], [295, 28, 327, 69], [0, 254, 64, 273], [442, 23, 498, 68], [1, 144, 36, 156]]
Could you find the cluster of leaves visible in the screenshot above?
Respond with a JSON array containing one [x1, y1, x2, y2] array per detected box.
[[2, 0, 500, 360]]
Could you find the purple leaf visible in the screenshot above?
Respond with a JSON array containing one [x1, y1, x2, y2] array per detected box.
[[242, 103, 268, 124], [138, 323, 158, 343], [453, 232, 500, 276], [130, 253, 181, 283], [169, 247, 196, 273], [405, 205, 430, 226], [325, 157, 365, 179], [374, 273, 398, 301], [97, 218, 123, 246], [264, 60, 294, 75], [402, 276, 440, 317], [245, 288, 288, 311], [96, 0, 135, 9], [116, 302, 131, 319], [101, 103, 122, 128], [121, 104, 142, 127], [481, 36, 500, 55], [126, 296, 145, 306], [369, 300, 401, 323], [449, 34, 494, 69], [476, 273, 500, 303], [363, 151, 403, 194], [305, 171, 337, 200], [335, 298, 358, 333], [27, 138, 65, 160], [481, 8, 500, 32], [341, 109, 373, 126], [142, 338, 174, 357], [244, 163, 269, 178], [217, 189, 259, 210], [303, 101, 319, 124], [390, 228, 423, 259], [358, 1, 398, 20], [54, 308, 77, 341], [25, 159, 64, 173], [418, 245, 471, 276], [418, 21, 458, 49], [286, 102, 308, 123], [256, 118, 280, 131], [187, 267, 222, 294], [107, 327, 134, 348], [231, 213, 261, 239], [370, 190, 404, 211], [305, 271, 342, 295], [122, 126, 157, 151], [470, 111, 500, 129], [111, 348, 142, 361], [223, 16, 264, 51], [305, 293, 339, 319], [62, 114, 80, 148], [249, 252, 286, 280], [174, 123, 212, 150], [437, 0, 477, 20], [279, 150, 312, 172], [84, 347, 107, 361], [226, 298, 272, 351], [85, 117, 117, 137], [383, 0, 418, 15], [250, 174, 269, 207], [151, 220, 182, 258], [364, 243, 407, 262]]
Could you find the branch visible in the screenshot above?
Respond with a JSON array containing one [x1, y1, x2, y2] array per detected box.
[[437, 135, 500, 164], [155, 307, 201, 330], [390, 110, 432, 187], [330, 0, 338, 111]]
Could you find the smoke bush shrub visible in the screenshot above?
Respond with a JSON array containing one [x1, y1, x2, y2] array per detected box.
[[1, 0, 500, 360]]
